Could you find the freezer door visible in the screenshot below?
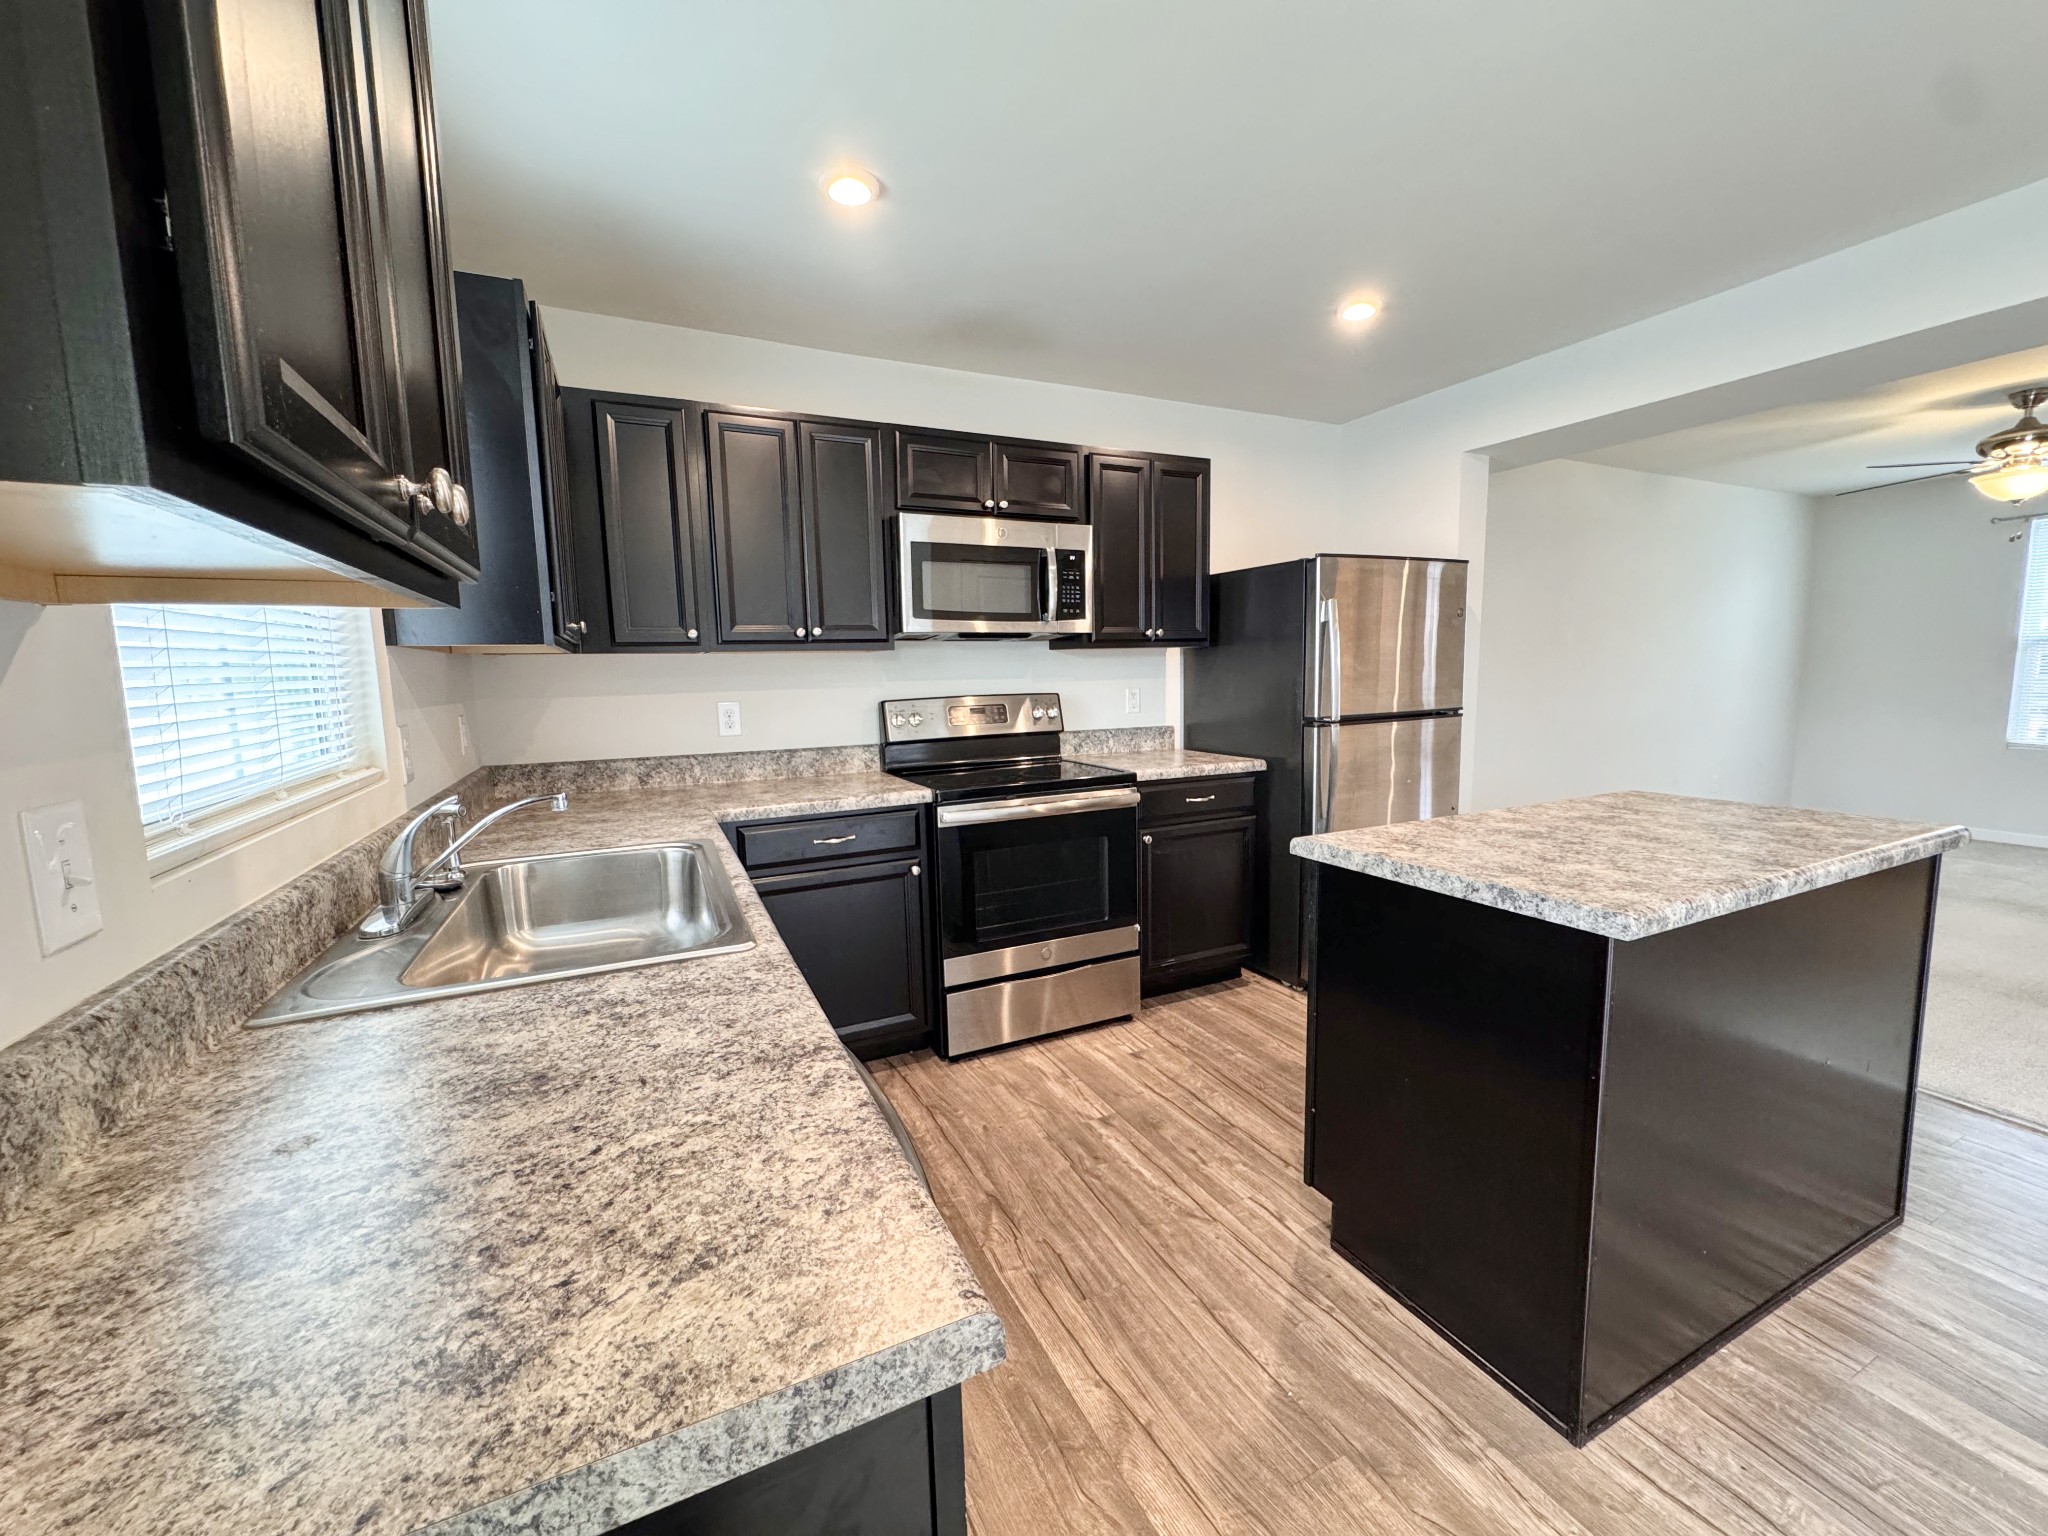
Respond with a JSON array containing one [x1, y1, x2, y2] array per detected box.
[[1310, 556, 1467, 720], [1307, 715, 1462, 834]]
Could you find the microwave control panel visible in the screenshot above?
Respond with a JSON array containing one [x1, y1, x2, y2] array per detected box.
[[1054, 548, 1088, 620]]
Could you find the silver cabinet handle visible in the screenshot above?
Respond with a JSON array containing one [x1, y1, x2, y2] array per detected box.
[[796, 626, 807, 638], [937, 786, 1140, 826], [1184, 794, 1215, 803], [1142, 833, 1153, 845], [686, 628, 699, 640], [812, 834, 858, 845]]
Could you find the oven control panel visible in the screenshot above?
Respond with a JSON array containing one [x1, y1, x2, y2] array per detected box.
[[1054, 549, 1088, 621], [882, 692, 1064, 742]]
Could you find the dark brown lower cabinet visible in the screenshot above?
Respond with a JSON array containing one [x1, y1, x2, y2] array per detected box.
[[614, 1388, 964, 1535], [1138, 776, 1257, 993], [732, 811, 933, 1059]]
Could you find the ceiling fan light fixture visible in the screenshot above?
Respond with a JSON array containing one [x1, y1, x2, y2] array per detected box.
[[1969, 460, 2048, 504]]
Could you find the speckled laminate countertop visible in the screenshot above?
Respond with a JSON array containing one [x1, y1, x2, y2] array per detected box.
[[1292, 790, 1967, 941], [0, 771, 1003, 1536], [1069, 747, 1265, 780]]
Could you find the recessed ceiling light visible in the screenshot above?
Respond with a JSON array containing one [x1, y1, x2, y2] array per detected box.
[[823, 168, 880, 207], [1338, 299, 1380, 324]]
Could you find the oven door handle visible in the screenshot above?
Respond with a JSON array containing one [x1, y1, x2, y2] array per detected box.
[[935, 787, 1141, 826]]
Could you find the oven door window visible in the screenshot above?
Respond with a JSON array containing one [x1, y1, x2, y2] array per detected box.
[[937, 806, 1138, 956], [909, 541, 1047, 623]]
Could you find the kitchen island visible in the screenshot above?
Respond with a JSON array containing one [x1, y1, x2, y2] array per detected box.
[[1292, 791, 1966, 1444]]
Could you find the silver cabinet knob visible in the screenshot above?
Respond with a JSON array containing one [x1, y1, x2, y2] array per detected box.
[[983, 499, 996, 509], [448, 481, 471, 528], [686, 628, 699, 640], [795, 626, 807, 638], [910, 863, 921, 877], [568, 620, 588, 635], [998, 499, 1009, 508], [1142, 833, 1153, 845]]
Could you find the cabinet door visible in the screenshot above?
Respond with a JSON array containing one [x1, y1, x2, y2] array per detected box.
[[706, 412, 805, 644], [800, 422, 889, 642], [992, 441, 1083, 521], [359, 0, 474, 575], [1087, 454, 1151, 642], [753, 857, 930, 1059], [529, 304, 582, 647], [593, 398, 702, 645], [1141, 815, 1255, 990], [156, 0, 471, 575], [895, 429, 993, 513], [1151, 457, 1210, 643]]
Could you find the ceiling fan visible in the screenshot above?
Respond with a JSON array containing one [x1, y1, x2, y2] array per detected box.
[[1841, 387, 2048, 518]]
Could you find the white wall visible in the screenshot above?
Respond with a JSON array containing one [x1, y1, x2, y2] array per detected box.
[[1790, 478, 2048, 839], [0, 604, 475, 1049], [1470, 461, 1814, 810]]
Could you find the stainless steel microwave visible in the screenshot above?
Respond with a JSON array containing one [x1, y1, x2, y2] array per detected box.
[[894, 513, 1093, 637]]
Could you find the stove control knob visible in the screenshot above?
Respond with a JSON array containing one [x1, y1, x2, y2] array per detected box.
[[890, 713, 907, 727], [908, 712, 924, 726], [1046, 705, 1060, 719], [1041, 944, 1054, 961], [1032, 706, 1045, 720]]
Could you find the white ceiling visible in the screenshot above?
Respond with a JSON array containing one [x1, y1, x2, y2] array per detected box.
[[1578, 348, 2048, 496], [427, 0, 2048, 424]]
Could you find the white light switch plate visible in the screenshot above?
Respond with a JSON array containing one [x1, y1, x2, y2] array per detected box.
[[20, 801, 103, 956], [717, 701, 742, 737]]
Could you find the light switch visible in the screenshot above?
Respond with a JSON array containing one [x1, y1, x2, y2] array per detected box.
[[1124, 687, 1141, 714], [717, 701, 742, 737], [20, 801, 103, 956]]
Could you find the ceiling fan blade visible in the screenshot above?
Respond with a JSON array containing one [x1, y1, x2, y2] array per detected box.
[[1836, 470, 1969, 497], [1864, 460, 1978, 469]]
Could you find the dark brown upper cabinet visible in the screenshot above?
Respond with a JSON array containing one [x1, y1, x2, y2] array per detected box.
[[706, 412, 890, 646], [563, 391, 706, 648], [799, 422, 890, 642], [159, 0, 476, 576], [1062, 451, 1211, 647], [388, 274, 579, 651], [0, 0, 471, 605], [894, 429, 1082, 521]]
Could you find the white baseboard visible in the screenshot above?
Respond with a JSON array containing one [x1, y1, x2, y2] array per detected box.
[[1968, 825, 2048, 849]]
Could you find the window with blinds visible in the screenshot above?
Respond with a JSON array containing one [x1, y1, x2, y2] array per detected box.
[[112, 606, 381, 857], [2010, 519, 2048, 747]]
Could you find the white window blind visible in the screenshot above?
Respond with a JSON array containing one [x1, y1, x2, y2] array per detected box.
[[2010, 519, 2048, 747], [113, 605, 379, 848]]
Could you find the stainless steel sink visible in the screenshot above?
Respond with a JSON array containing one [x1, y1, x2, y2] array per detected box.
[[249, 842, 755, 1027]]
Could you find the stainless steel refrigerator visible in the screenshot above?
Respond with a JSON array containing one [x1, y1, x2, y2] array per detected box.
[[1185, 554, 1466, 987]]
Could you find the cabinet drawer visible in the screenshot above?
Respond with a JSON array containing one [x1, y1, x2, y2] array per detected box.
[[1139, 775, 1256, 825], [733, 808, 923, 869]]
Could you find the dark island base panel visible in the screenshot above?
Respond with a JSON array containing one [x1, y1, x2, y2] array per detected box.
[[615, 1389, 965, 1535], [1307, 858, 1937, 1444]]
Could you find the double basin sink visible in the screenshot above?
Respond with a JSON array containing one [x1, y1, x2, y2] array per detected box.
[[251, 842, 755, 1027]]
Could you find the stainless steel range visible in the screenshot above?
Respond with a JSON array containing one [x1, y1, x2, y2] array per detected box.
[[882, 692, 1140, 1057]]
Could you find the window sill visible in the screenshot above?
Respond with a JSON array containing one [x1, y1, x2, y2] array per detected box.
[[145, 768, 388, 878]]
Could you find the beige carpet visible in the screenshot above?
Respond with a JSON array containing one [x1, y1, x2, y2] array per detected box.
[[1921, 840, 2048, 1131]]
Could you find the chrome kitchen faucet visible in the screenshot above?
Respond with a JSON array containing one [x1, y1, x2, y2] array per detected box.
[[361, 792, 569, 937]]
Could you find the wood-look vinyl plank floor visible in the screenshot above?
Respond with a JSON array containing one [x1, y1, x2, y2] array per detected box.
[[873, 975, 2048, 1536]]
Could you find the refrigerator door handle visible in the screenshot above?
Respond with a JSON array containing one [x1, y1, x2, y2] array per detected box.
[[1308, 725, 1335, 835], [1318, 597, 1343, 721]]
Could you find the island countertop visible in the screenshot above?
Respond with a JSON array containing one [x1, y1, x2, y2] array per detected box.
[[0, 772, 1002, 1536], [1292, 790, 1968, 941]]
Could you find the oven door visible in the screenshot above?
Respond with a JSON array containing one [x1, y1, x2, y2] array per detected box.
[[896, 513, 1089, 636], [934, 788, 1140, 984]]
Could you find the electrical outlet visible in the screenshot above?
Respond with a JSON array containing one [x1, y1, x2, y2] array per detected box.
[[717, 701, 743, 737], [456, 708, 472, 760], [20, 801, 103, 956], [399, 725, 416, 784], [1124, 687, 1141, 714]]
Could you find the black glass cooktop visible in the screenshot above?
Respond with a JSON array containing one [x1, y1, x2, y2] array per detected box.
[[890, 757, 1137, 804]]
